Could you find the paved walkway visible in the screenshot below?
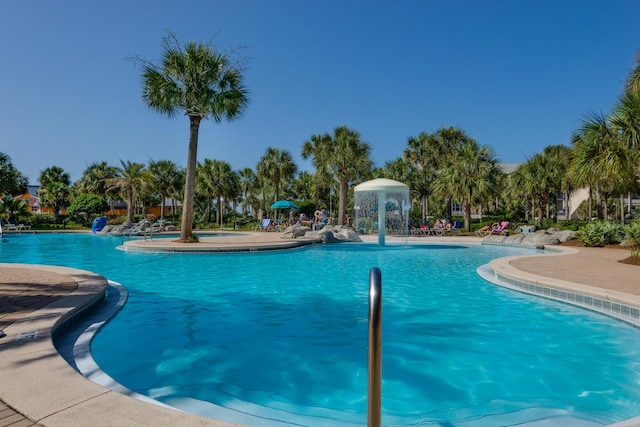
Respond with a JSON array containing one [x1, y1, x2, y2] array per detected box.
[[1, 232, 639, 426]]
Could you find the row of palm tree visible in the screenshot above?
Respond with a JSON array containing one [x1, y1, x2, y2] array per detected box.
[[3, 33, 639, 234], [131, 33, 640, 236], [507, 68, 640, 224]]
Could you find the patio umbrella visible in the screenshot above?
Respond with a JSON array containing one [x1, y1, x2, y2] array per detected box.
[[270, 200, 300, 210]]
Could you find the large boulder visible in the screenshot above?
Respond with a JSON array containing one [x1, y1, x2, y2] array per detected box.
[[298, 225, 362, 243], [483, 228, 576, 247], [281, 225, 311, 239], [99, 220, 158, 235]]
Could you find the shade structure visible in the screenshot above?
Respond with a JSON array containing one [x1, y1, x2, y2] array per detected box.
[[271, 200, 300, 210]]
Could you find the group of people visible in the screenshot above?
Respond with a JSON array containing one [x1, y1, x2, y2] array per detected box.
[[411, 219, 452, 235], [277, 208, 331, 230]]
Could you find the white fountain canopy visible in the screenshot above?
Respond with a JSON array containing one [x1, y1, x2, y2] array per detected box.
[[354, 178, 411, 245], [354, 178, 410, 194]]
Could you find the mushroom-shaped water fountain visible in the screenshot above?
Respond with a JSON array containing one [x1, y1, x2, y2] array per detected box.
[[353, 178, 411, 245]]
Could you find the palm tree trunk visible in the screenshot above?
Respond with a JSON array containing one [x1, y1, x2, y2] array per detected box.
[[160, 194, 166, 222], [595, 185, 603, 219], [127, 186, 135, 223], [180, 116, 201, 241], [338, 179, 348, 225], [464, 199, 471, 232]]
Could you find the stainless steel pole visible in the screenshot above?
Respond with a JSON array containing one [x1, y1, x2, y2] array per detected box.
[[368, 267, 382, 427]]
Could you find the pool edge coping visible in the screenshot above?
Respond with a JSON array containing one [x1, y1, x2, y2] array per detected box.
[[0, 263, 244, 427]]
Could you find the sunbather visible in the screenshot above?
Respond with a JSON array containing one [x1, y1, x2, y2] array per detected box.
[[477, 222, 499, 233]]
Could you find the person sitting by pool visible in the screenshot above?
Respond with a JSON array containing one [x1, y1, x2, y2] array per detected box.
[[475, 222, 500, 236], [477, 222, 499, 233], [313, 209, 329, 230], [298, 212, 310, 226]]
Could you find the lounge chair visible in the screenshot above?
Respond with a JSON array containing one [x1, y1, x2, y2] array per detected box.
[[2, 219, 30, 231], [491, 221, 510, 236], [476, 222, 499, 237], [256, 218, 273, 232], [446, 221, 463, 234], [411, 224, 429, 236]]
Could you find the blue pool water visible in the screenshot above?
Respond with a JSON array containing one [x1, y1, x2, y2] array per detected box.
[[2, 233, 640, 426]]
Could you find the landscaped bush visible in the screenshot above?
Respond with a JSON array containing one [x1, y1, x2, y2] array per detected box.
[[576, 220, 626, 247], [557, 219, 587, 231], [624, 221, 640, 257]]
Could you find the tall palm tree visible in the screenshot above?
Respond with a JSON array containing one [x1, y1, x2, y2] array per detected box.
[[38, 166, 71, 222], [403, 132, 441, 220], [109, 161, 155, 222], [433, 139, 501, 231], [196, 158, 237, 226], [571, 112, 633, 219], [302, 133, 332, 209], [515, 153, 562, 224], [542, 145, 574, 220], [238, 167, 256, 215], [149, 159, 183, 222], [325, 125, 372, 225], [256, 147, 297, 204], [140, 32, 249, 241]]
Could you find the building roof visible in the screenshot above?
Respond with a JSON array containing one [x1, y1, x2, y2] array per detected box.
[[498, 162, 521, 174]]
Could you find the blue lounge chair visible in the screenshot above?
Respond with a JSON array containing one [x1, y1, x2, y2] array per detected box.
[[256, 218, 273, 232]]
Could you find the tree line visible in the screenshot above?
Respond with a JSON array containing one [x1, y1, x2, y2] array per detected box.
[[1, 34, 638, 234]]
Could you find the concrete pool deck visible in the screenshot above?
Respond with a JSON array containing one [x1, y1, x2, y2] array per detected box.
[[1, 232, 639, 427]]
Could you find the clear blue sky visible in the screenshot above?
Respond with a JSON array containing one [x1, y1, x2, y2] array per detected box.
[[1, 0, 639, 184]]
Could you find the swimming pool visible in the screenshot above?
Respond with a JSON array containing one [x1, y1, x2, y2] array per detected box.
[[2, 233, 640, 426]]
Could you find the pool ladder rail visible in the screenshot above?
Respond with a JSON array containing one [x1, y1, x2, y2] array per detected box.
[[368, 267, 382, 427]]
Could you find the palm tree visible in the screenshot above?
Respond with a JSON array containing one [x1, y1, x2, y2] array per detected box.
[[611, 92, 640, 152], [149, 159, 183, 222], [325, 125, 372, 225], [542, 145, 574, 220], [256, 147, 297, 204], [571, 112, 633, 219], [75, 162, 118, 195], [108, 160, 155, 222], [0, 196, 29, 223], [139, 32, 249, 241], [238, 167, 257, 215], [74, 161, 119, 214], [432, 138, 501, 231], [403, 132, 441, 220], [302, 133, 332, 209], [291, 171, 315, 201], [625, 48, 640, 96], [196, 158, 237, 226], [38, 166, 71, 222], [515, 153, 561, 224]]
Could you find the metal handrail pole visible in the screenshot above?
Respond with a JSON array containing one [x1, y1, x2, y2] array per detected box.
[[367, 267, 382, 427]]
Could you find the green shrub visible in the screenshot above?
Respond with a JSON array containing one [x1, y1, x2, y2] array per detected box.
[[624, 221, 640, 257], [576, 221, 625, 247]]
